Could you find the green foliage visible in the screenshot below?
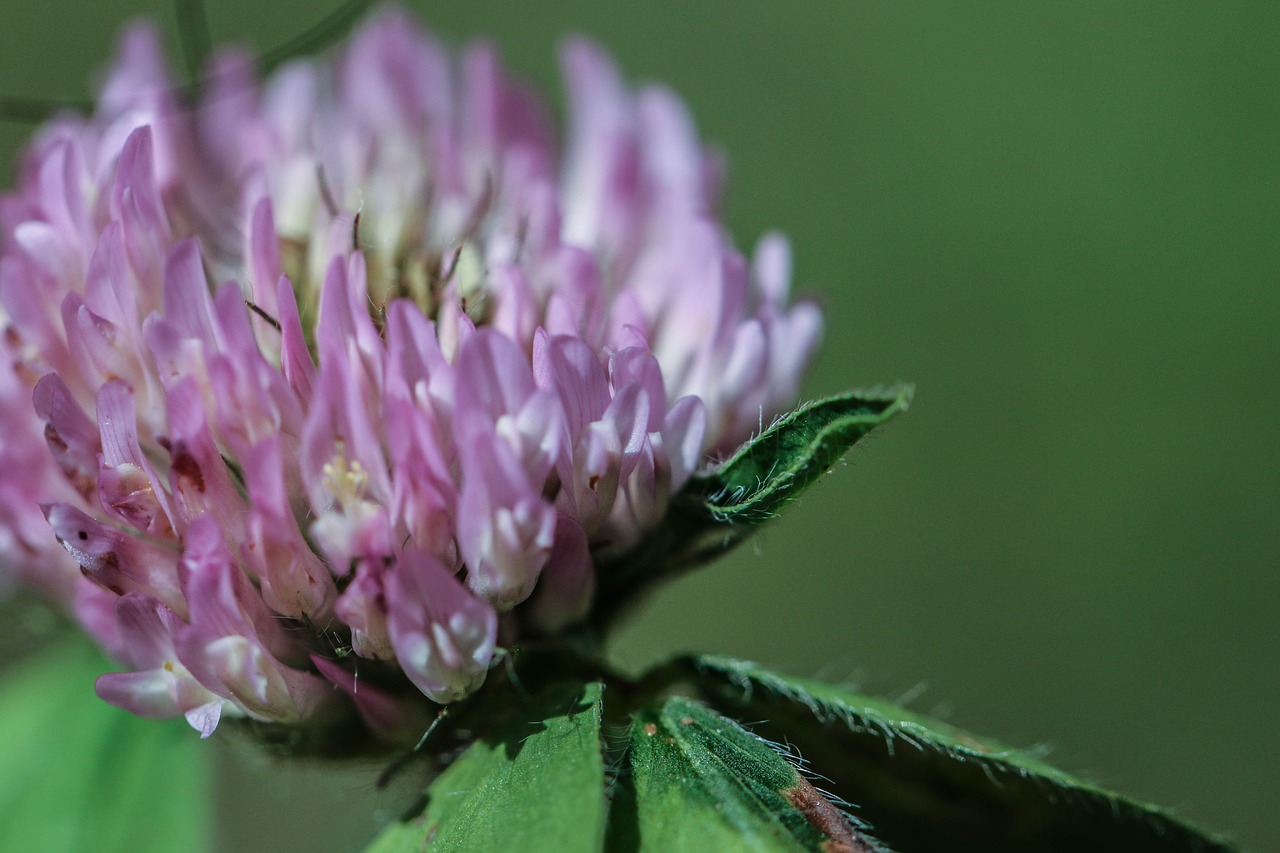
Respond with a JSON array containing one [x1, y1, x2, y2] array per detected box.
[[0, 635, 1229, 851], [596, 387, 910, 616], [686, 656, 1236, 853], [0, 638, 211, 853], [366, 651, 1233, 852], [368, 682, 607, 853], [691, 386, 913, 524], [615, 695, 882, 852]]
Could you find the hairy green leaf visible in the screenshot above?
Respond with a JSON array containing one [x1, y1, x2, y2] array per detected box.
[[367, 681, 607, 853], [596, 387, 910, 614], [691, 386, 912, 523], [688, 655, 1235, 853], [613, 694, 887, 852], [0, 638, 211, 853]]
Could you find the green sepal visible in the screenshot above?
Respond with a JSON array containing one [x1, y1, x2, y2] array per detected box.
[[614, 694, 887, 852], [367, 681, 607, 853], [0, 637, 211, 853], [596, 387, 910, 614], [686, 655, 1236, 853]]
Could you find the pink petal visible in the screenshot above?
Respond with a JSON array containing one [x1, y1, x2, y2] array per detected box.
[[33, 372, 100, 500], [387, 548, 497, 703], [524, 515, 594, 634], [311, 654, 426, 743], [42, 502, 183, 615]]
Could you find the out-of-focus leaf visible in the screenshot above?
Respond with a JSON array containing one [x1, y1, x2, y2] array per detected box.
[[688, 655, 1235, 853], [0, 637, 211, 852], [612, 694, 888, 852], [596, 387, 909, 614], [366, 681, 606, 853]]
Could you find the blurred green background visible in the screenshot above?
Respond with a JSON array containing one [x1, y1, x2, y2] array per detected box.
[[1, 2, 1275, 850]]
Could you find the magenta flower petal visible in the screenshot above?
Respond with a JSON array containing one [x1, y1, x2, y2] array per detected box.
[[310, 653, 427, 743], [534, 331, 610, 436], [457, 433, 556, 609], [525, 514, 594, 634], [608, 346, 667, 433], [334, 558, 395, 660], [275, 274, 316, 402], [242, 437, 336, 619], [661, 395, 709, 493], [184, 702, 224, 739], [94, 592, 225, 736], [0, 8, 822, 732], [387, 549, 498, 704], [176, 517, 331, 722], [96, 379, 173, 536], [43, 502, 184, 614], [96, 669, 183, 719], [33, 372, 100, 501]]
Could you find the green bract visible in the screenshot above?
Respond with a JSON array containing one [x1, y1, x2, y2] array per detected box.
[[368, 653, 1231, 852], [596, 387, 911, 619]]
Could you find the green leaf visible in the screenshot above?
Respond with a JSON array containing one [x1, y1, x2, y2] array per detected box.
[[688, 655, 1235, 853], [614, 694, 888, 852], [0, 637, 211, 853], [690, 386, 912, 523], [596, 387, 910, 613], [367, 681, 607, 853]]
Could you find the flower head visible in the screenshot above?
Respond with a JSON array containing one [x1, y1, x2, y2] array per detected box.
[[0, 9, 820, 737]]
